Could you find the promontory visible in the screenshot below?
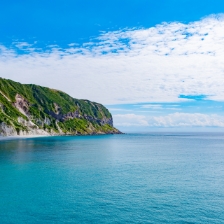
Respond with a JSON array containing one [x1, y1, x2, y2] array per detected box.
[[0, 77, 121, 137]]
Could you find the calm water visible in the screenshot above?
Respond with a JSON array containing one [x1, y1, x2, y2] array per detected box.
[[0, 133, 224, 223]]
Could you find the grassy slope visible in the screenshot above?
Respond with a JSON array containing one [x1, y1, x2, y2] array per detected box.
[[0, 78, 119, 135]]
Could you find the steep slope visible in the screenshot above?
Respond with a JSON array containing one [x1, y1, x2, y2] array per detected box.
[[0, 78, 121, 136]]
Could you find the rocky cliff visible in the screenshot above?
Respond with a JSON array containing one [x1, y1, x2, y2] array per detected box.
[[0, 78, 121, 137]]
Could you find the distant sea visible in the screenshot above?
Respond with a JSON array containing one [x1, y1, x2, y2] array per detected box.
[[0, 133, 224, 223]]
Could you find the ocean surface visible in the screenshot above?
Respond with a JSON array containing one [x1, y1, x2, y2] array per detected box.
[[0, 133, 224, 223]]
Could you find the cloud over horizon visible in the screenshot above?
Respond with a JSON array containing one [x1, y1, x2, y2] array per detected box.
[[1, 14, 224, 105], [114, 112, 224, 128]]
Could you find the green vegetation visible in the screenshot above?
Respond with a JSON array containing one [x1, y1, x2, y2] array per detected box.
[[0, 77, 120, 136]]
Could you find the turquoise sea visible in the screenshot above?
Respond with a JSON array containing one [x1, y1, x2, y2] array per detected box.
[[0, 133, 224, 223]]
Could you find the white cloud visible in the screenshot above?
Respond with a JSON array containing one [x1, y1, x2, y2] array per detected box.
[[113, 114, 149, 126], [149, 113, 224, 127], [13, 42, 33, 50], [141, 104, 163, 109], [114, 112, 224, 127], [1, 15, 224, 104]]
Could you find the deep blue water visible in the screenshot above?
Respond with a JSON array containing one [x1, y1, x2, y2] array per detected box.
[[0, 133, 224, 223]]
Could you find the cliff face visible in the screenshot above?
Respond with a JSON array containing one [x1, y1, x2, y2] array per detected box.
[[0, 78, 121, 137]]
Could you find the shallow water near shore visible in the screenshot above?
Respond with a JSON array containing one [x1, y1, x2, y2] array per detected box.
[[0, 133, 224, 223]]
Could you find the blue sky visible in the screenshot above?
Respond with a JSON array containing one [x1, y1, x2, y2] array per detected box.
[[1, 0, 224, 131], [1, 0, 223, 45]]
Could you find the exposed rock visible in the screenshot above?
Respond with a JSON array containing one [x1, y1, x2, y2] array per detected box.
[[18, 117, 37, 128], [13, 94, 30, 117], [0, 77, 122, 137], [0, 122, 17, 136], [48, 110, 80, 121], [53, 103, 61, 115]]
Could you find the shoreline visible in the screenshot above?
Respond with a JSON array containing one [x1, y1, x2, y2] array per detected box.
[[0, 135, 50, 141], [0, 132, 124, 141]]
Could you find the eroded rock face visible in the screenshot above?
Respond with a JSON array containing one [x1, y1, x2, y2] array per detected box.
[[0, 77, 121, 137], [53, 103, 61, 115], [13, 94, 30, 116], [83, 115, 113, 126], [18, 117, 37, 128], [48, 110, 113, 126], [100, 117, 113, 126], [0, 95, 118, 137], [48, 110, 81, 121], [0, 122, 17, 136], [17, 117, 53, 136]]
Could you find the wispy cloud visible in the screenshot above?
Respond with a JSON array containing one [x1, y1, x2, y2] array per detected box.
[[141, 104, 163, 109], [113, 114, 149, 126], [114, 112, 224, 127], [1, 15, 224, 104], [149, 113, 224, 127]]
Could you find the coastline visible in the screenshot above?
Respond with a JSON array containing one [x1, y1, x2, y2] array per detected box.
[[0, 135, 50, 141], [0, 132, 124, 141]]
